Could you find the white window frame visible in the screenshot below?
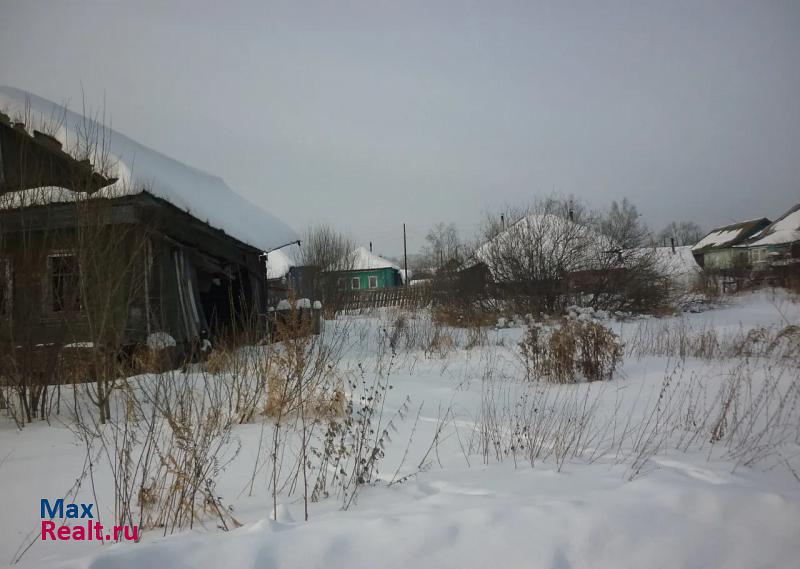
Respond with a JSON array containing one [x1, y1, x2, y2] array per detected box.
[[368, 275, 378, 289], [351, 276, 360, 290]]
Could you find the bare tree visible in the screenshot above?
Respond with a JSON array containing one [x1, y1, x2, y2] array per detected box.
[[658, 221, 704, 246], [474, 196, 670, 314], [592, 198, 670, 312], [299, 224, 354, 271], [298, 224, 355, 310], [597, 198, 649, 249], [476, 196, 601, 312], [420, 222, 463, 271]]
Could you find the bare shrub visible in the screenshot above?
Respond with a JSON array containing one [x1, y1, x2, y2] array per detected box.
[[475, 197, 672, 315], [379, 308, 460, 357], [70, 366, 243, 537], [519, 320, 622, 383], [474, 342, 800, 480], [311, 355, 412, 509], [477, 197, 597, 314], [432, 303, 495, 329]]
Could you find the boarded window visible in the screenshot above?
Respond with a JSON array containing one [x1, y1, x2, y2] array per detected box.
[[47, 253, 81, 312], [351, 276, 360, 290], [368, 275, 378, 289], [0, 258, 11, 317]]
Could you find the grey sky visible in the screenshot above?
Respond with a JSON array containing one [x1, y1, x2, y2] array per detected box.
[[2, 0, 799, 256]]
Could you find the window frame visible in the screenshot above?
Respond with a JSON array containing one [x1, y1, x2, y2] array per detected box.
[[0, 257, 12, 318], [44, 250, 82, 315], [0, 134, 5, 184], [351, 276, 360, 290], [368, 275, 378, 289]]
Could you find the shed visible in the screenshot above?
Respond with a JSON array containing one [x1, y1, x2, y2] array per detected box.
[[0, 86, 296, 359]]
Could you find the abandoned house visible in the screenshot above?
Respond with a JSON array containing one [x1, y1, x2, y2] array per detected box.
[[690, 218, 771, 271], [0, 86, 296, 360], [741, 203, 800, 273]]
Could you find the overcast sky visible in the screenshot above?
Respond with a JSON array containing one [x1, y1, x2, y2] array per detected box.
[[2, 0, 799, 256]]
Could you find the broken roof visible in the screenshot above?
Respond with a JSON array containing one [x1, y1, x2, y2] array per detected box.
[[743, 204, 800, 247], [691, 218, 771, 253], [0, 86, 297, 251]]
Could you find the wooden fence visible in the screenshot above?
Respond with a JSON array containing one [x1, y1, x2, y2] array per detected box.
[[339, 285, 433, 312]]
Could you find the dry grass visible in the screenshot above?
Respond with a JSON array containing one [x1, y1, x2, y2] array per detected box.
[[432, 303, 496, 329], [519, 319, 623, 383], [626, 319, 800, 361]]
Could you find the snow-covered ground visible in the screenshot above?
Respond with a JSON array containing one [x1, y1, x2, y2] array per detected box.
[[2, 290, 799, 569]]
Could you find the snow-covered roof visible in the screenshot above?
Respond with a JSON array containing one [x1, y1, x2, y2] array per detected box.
[[691, 218, 770, 253], [0, 86, 297, 251], [652, 245, 701, 285], [743, 204, 800, 247], [349, 247, 399, 271], [0, 187, 84, 210]]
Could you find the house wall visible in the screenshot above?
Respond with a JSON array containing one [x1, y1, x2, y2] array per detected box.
[[342, 267, 400, 290], [748, 242, 799, 270], [0, 195, 269, 352], [0, 225, 149, 348], [703, 248, 749, 271]]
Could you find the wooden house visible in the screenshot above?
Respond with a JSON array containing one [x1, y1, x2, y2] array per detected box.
[[334, 247, 403, 291], [740, 204, 800, 288], [0, 86, 296, 360], [265, 247, 319, 302], [741, 204, 800, 277], [690, 218, 771, 271]]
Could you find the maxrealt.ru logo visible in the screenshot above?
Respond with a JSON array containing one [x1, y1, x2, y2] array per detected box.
[[40, 499, 139, 542]]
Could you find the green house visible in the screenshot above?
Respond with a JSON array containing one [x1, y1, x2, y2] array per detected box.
[[336, 247, 403, 290]]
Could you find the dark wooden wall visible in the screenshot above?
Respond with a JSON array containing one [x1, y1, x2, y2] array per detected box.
[[0, 194, 267, 350]]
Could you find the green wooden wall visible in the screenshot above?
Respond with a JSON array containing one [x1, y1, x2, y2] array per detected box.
[[340, 267, 401, 290]]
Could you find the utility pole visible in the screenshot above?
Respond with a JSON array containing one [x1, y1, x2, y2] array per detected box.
[[403, 223, 408, 287]]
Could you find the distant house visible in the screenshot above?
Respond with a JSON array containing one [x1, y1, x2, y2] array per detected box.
[[469, 213, 614, 278], [336, 247, 403, 290], [652, 245, 702, 291], [741, 204, 800, 270], [0, 86, 296, 358], [690, 218, 771, 271], [264, 247, 319, 301]]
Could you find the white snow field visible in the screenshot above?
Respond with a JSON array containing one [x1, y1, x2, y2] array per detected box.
[[2, 290, 799, 569]]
